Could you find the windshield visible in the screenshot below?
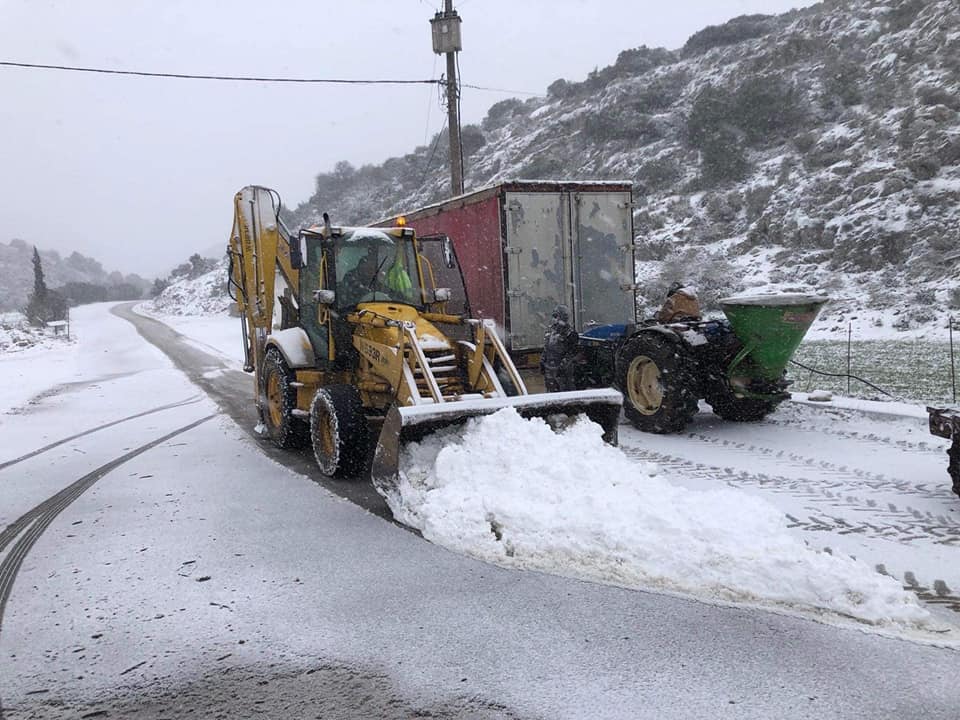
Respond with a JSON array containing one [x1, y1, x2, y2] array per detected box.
[[334, 229, 424, 309]]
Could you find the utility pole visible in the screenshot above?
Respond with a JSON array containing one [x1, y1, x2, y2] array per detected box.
[[431, 1, 464, 196]]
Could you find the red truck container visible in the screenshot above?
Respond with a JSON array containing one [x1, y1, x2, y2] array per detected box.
[[379, 181, 636, 367]]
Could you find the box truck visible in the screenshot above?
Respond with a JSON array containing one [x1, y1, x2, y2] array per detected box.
[[380, 180, 636, 368]]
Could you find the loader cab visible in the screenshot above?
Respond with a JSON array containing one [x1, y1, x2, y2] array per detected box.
[[296, 226, 471, 366], [332, 229, 421, 308]]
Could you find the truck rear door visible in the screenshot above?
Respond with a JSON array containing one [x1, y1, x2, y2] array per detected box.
[[503, 191, 569, 351], [503, 188, 635, 352], [572, 190, 635, 331]]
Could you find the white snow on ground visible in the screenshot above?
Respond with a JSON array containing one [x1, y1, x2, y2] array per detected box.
[[791, 391, 931, 419], [130, 309, 960, 642], [135, 304, 244, 368], [0, 309, 99, 413], [386, 408, 949, 640]]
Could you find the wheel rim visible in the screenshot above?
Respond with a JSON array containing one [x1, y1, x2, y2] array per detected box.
[[266, 373, 283, 428], [626, 355, 663, 415], [316, 403, 336, 462]]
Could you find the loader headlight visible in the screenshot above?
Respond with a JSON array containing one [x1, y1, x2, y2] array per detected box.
[[433, 287, 451, 302]]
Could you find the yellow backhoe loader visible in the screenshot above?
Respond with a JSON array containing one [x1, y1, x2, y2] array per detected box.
[[227, 186, 622, 489]]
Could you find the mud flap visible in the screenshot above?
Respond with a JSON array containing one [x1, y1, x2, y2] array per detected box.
[[371, 388, 622, 493]]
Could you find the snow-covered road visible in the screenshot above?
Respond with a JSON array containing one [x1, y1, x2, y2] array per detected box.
[[620, 404, 960, 625], [1, 302, 958, 719]]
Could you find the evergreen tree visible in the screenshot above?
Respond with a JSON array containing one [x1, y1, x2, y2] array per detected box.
[[151, 278, 171, 297], [25, 246, 49, 326]]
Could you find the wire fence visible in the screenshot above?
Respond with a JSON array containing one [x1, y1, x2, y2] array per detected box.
[[788, 319, 958, 406]]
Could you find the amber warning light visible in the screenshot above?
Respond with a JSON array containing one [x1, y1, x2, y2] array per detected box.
[[396, 216, 406, 227]]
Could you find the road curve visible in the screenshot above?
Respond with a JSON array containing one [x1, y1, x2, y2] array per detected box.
[[113, 303, 392, 519]]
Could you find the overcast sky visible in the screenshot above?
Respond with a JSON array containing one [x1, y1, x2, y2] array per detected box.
[[0, 0, 815, 278]]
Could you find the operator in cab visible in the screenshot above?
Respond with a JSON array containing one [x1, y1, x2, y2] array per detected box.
[[338, 245, 413, 307]]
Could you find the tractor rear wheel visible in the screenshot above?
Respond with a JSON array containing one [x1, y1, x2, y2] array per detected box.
[[615, 333, 698, 433], [262, 348, 308, 449], [310, 385, 369, 478], [706, 384, 779, 422]]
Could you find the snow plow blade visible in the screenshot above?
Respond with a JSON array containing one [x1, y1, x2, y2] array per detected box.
[[371, 388, 622, 492]]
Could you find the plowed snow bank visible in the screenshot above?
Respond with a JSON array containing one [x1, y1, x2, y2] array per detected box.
[[388, 408, 945, 637]]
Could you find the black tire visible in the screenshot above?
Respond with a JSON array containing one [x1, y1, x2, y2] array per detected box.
[[261, 348, 308, 449], [615, 333, 698, 433], [310, 385, 369, 478], [948, 438, 960, 499], [706, 383, 780, 422]]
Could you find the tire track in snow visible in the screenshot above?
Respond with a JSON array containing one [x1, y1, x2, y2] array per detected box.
[[897, 571, 960, 614], [620, 446, 960, 543], [4, 371, 145, 415], [0, 395, 203, 472], [678, 430, 953, 500], [0, 414, 216, 640], [765, 413, 944, 457], [621, 446, 960, 614]]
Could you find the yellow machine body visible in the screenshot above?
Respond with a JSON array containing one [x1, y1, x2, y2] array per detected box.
[[227, 185, 622, 487]]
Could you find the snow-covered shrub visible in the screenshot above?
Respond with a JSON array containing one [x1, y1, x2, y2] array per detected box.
[[893, 314, 912, 331], [910, 307, 936, 325], [635, 155, 682, 192], [914, 288, 936, 305], [631, 69, 689, 112], [682, 14, 773, 57], [481, 98, 524, 131], [948, 287, 960, 310], [820, 53, 865, 109], [732, 74, 803, 145], [148, 258, 230, 316], [700, 128, 750, 183], [0, 312, 62, 353]]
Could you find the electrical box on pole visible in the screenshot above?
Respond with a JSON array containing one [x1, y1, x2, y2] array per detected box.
[[430, 10, 462, 54], [430, 4, 464, 197]]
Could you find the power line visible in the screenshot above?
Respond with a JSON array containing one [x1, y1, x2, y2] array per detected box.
[[0, 60, 545, 96], [0, 60, 440, 85], [460, 81, 543, 97]]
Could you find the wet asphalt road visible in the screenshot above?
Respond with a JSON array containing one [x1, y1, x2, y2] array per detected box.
[[112, 304, 393, 520]]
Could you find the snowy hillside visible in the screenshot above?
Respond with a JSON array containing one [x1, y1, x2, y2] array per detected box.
[[145, 257, 232, 317], [288, 0, 959, 332]]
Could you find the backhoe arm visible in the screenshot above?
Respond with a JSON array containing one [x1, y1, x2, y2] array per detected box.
[[227, 185, 300, 376]]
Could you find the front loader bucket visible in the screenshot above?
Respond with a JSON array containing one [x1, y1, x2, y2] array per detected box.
[[719, 293, 828, 381], [371, 388, 623, 493]]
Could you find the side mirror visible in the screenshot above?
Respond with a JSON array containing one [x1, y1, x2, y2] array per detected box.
[[442, 236, 456, 269], [425, 287, 451, 304], [314, 289, 336, 305]]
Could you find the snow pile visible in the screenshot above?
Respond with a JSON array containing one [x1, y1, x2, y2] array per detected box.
[[148, 259, 231, 316], [387, 408, 936, 632]]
